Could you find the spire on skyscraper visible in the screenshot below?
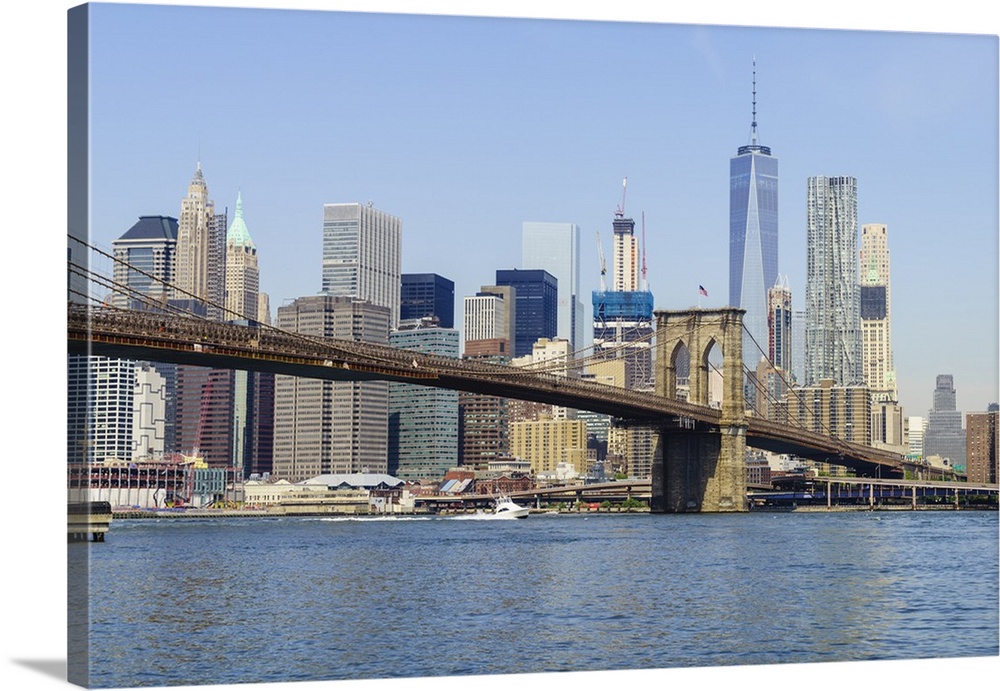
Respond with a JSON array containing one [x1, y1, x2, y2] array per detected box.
[[226, 191, 254, 248], [750, 55, 759, 146], [739, 57, 770, 156]]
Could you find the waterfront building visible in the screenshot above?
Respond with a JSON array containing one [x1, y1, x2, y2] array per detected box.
[[860, 223, 897, 402], [521, 221, 585, 351], [174, 366, 235, 467], [67, 356, 135, 463], [607, 425, 656, 479], [67, 458, 195, 509], [495, 269, 558, 358], [966, 406, 999, 484], [924, 374, 967, 469], [321, 202, 402, 328], [247, 368, 275, 479], [272, 295, 391, 481], [388, 319, 460, 481], [730, 62, 779, 375], [401, 273, 455, 328], [509, 415, 588, 476], [132, 363, 167, 459], [804, 175, 861, 386], [459, 339, 511, 470], [781, 379, 872, 446]]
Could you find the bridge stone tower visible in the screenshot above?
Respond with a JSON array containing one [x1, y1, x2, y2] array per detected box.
[[651, 308, 748, 512]]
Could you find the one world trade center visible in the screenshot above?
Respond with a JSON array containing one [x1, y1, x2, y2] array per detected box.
[[729, 60, 778, 379]]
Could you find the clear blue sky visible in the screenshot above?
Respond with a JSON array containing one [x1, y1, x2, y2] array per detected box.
[[80, 1, 998, 418], [3, 3, 999, 691]]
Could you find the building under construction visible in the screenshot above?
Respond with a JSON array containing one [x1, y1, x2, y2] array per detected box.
[[592, 178, 655, 391], [592, 290, 654, 390]]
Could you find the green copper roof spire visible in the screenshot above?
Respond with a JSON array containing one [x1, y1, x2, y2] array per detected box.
[[226, 191, 255, 248]]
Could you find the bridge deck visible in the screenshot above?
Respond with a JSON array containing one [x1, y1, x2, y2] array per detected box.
[[69, 303, 909, 476]]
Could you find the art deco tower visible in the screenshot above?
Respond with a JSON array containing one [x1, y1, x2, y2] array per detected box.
[[175, 162, 216, 305], [224, 192, 259, 322], [729, 60, 778, 366]]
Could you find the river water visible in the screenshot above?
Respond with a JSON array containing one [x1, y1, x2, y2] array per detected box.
[[72, 510, 999, 688]]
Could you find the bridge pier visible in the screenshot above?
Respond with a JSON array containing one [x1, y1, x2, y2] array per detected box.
[[651, 423, 747, 513], [651, 308, 748, 513]]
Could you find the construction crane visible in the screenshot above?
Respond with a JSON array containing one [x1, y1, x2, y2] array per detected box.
[[596, 229, 607, 292], [641, 211, 648, 291], [614, 176, 628, 218]]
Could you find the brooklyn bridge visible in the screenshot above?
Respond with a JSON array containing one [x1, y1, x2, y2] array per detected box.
[[69, 235, 925, 513]]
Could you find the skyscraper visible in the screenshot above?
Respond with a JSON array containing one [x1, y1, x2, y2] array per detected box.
[[805, 175, 861, 386], [400, 273, 454, 328], [388, 320, 460, 480], [321, 202, 402, 328], [611, 180, 640, 292], [729, 62, 778, 367], [767, 275, 792, 372], [272, 295, 391, 481], [859, 223, 896, 402], [111, 215, 178, 309], [521, 221, 585, 351], [464, 292, 509, 344], [495, 269, 558, 358], [459, 336, 511, 470], [966, 406, 998, 484], [175, 162, 226, 316], [592, 185, 654, 391], [924, 374, 967, 468], [224, 192, 259, 322], [222, 192, 273, 478]]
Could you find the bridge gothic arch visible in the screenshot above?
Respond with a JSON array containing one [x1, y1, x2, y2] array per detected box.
[[652, 308, 748, 512]]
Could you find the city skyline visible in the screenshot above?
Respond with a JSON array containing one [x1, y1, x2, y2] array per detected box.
[[8, 4, 999, 691], [73, 2, 998, 420]]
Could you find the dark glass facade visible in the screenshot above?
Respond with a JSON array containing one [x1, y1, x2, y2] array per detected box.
[[495, 269, 558, 358], [400, 273, 455, 328]]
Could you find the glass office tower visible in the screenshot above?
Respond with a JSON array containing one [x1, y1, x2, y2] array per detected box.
[[521, 221, 584, 351], [729, 65, 778, 368]]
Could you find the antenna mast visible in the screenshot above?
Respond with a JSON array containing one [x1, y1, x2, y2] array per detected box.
[[751, 55, 758, 145]]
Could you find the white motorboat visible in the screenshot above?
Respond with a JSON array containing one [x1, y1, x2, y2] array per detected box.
[[492, 494, 530, 519]]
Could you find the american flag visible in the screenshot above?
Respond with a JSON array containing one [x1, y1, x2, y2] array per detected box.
[[698, 285, 708, 297]]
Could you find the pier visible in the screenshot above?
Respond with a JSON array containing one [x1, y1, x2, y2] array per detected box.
[[68, 501, 113, 542]]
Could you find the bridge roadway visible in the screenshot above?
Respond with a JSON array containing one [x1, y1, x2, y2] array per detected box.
[[68, 304, 908, 477]]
